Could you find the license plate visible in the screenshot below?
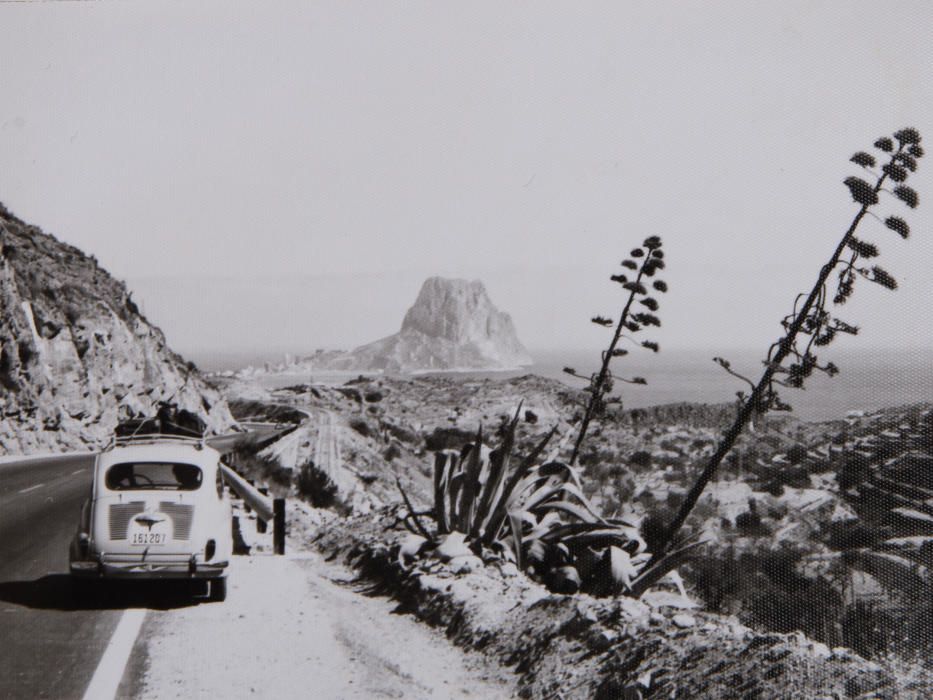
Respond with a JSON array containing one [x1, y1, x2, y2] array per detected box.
[[131, 532, 166, 546]]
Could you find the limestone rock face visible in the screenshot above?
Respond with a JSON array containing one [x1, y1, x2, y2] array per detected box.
[[317, 277, 532, 372], [0, 204, 232, 453]]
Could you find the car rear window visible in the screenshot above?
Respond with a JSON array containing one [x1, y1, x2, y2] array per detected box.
[[105, 462, 203, 491]]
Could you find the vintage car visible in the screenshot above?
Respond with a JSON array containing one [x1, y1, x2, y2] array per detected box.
[[69, 433, 233, 601]]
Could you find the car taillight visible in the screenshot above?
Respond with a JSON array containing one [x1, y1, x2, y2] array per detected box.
[[205, 539, 216, 561]]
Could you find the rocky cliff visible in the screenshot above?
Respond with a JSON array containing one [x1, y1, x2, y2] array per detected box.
[[0, 203, 232, 453], [310, 277, 532, 373]]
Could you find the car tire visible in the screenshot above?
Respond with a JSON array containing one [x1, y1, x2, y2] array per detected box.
[[209, 578, 227, 602]]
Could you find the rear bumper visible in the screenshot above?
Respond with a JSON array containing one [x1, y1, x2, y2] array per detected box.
[[71, 553, 228, 579]]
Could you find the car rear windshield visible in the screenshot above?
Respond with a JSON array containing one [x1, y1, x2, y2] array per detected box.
[[105, 462, 203, 491]]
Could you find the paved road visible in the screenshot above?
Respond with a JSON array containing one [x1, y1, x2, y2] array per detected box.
[[0, 453, 108, 700], [312, 410, 344, 488], [0, 442, 514, 699]]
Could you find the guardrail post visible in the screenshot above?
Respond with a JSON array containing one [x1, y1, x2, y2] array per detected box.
[[257, 487, 269, 533], [273, 498, 286, 555], [244, 479, 256, 513]]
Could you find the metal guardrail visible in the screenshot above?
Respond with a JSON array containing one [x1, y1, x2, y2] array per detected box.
[[220, 464, 286, 555]]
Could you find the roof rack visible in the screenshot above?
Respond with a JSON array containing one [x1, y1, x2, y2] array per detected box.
[[105, 434, 207, 451]]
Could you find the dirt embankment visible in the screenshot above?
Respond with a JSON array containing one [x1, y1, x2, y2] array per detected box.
[[310, 509, 920, 699]]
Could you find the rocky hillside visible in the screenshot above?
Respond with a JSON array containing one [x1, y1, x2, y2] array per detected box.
[[297, 277, 532, 373], [222, 369, 932, 670], [0, 203, 231, 453]]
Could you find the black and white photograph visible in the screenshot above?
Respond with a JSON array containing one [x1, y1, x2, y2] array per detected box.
[[1, 2, 931, 698]]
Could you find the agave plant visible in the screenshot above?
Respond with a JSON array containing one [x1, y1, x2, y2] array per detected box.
[[653, 128, 923, 561], [399, 407, 700, 597]]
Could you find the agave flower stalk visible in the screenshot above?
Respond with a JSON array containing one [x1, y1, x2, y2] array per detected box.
[[566, 236, 667, 465], [653, 128, 923, 560]]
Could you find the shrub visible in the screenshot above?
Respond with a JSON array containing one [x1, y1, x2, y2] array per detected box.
[[349, 417, 373, 438], [825, 519, 879, 550], [837, 454, 871, 491], [735, 511, 766, 534], [337, 386, 363, 403], [16, 340, 34, 366], [424, 426, 476, 451], [786, 444, 809, 464], [297, 461, 350, 514], [629, 450, 652, 468], [381, 420, 419, 445]]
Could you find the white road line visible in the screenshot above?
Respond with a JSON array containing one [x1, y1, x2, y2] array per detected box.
[[72, 469, 85, 475], [82, 609, 147, 700], [18, 483, 44, 494]]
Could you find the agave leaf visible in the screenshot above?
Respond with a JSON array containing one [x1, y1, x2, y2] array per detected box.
[[607, 545, 638, 592], [559, 531, 643, 551], [395, 476, 433, 540], [538, 498, 601, 524], [433, 451, 458, 534], [505, 463, 564, 509], [629, 537, 705, 598], [544, 521, 634, 541], [526, 538, 547, 564], [605, 516, 639, 529], [564, 464, 587, 494], [545, 428, 574, 463], [471, 447, 507, 539], [550, 481, 607, 523], [556, 526, 644, 545], [507, 510, 524, 571], [518, 480, 569, 513], [448, 471, 465, 528], [548, 565, 582, 594], [473, 406, 521, 537], [481, 426, 557, 545], [526, 514, 566, 542], [531, 460, 585, 494], [458, 427, 485, 532]]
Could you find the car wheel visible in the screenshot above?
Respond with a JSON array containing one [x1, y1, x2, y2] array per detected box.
[[208, 578, 227, 602]]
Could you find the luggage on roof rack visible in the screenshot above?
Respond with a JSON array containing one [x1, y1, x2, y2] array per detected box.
[[114, 402, 207, 439]]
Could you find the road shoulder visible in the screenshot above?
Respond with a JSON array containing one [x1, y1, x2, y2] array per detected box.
[[133, 551, 515, 699]]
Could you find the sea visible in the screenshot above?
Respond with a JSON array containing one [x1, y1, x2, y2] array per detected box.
[[192, 346, 933, 424]]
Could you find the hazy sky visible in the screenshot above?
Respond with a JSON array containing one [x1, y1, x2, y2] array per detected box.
[[1, 1, 931, 359]]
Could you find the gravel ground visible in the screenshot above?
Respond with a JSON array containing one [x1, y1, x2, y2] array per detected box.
[[137, 535, 515, 698]]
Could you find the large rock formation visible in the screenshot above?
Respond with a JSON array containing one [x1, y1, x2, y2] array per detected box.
[[0, 203, 231, 453], [311, 277, 532, 373]]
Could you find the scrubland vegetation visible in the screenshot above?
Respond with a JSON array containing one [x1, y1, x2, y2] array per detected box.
[[222, 130, 929, 694]]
